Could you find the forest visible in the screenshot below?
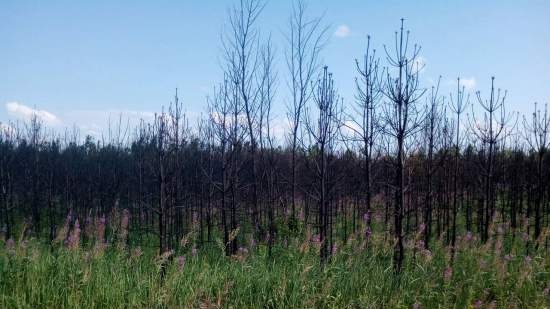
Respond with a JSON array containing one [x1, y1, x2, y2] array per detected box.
[[1, 1, 549, 308]]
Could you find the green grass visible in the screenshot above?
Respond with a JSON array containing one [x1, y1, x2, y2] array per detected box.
[[1, 226, 548, 309]]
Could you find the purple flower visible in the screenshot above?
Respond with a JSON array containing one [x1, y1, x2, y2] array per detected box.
[[177, 255, 186, 271], [503, 254, 512, 262], [524, 255, 532, 264], [312, 234, 320, 244], [543, 287, 549, 297], [522, 232, 529, 242], [418, 223, 426, 233], [238, 247, 248, 254], [443, 266, 453, 282], [5, 238, 15, 252], [133, 246, 143, 258], [363, 211, 371, 223], [464, 231, 473, 242], [473, 299, 482, 309], [365, 227, 372, 241], [331, 243, 338, 255], [191, 246, 197, 257], [412, 302, 421, 309]]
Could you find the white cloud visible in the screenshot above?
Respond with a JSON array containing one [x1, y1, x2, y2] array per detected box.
[[460, 77, 476, 90], [334, 24, 351, 38], [413, 56, 427, 73], [446, 77, 476, 91], [5, 102, 61, 126]]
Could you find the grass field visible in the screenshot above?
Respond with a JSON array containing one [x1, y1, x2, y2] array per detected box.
[[1, 221, 548, 309]]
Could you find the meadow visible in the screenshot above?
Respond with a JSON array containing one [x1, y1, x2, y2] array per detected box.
[[1, 217, 548, 309]]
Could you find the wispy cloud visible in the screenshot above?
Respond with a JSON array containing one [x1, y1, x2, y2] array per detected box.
[[460, 77, 476, 90], [5, 102, 61, 126], [334, 24, 351, 38], [446, 77, 476, 91], [413, 56, 427, 73]]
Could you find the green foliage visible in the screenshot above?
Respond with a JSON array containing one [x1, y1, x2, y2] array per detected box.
[[0, 231, 548, 309]]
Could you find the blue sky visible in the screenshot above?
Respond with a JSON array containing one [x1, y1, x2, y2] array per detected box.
[[1, 0, 549, 138]]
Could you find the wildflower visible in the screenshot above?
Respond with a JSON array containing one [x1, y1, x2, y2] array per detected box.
[[283, 238, 288, 247], [443, 266, 453, 282], [249, 237, 256, 250], [312, 234, 320, 244], [118, 209, 130, 250], [177, 255, 186, 271], [331, 243, 338, 255], [543, 287, 549, 297], [191, 246, 197, 257], [473, 299, 482, 309], [464, 231, 473, 242], [497, 225, 504, 235], [5, 238, 15, 253], [365, 226, 372, 241], [66, 219, 81, 250], [521, 232, 529, 242], [524, 255, 532, 264], [363, 211, 371, 223], [417, 240, 425, 250], [132, 246, 143, 259], [418, 223, 426, 234], [503, 254, 512, 262], [238, 247, 248, 254], [412, 302, 421, 309]]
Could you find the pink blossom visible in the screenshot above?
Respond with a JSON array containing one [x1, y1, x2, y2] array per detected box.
[[5, 238, 15, 252], [331, 243, 338, 255], [363, 211, 371, 223], [524, 255, 532, 264], [443, 266, 453, 282], [177, 255, 186, 271], [473, 299, 482, 309]]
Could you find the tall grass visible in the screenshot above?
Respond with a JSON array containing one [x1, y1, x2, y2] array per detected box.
[[1, 225, 548, 309]]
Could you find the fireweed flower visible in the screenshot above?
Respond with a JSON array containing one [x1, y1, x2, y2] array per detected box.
[[67, 219, 81, 250], [473, 299, 482, 309], [522, 232, 529, 242], [418, 223, 426, 234], [363, 211, 371, 223], [133, 246, 143, 259], [443, 266, 453, 282], [5, 238, 15, 253], [312, 234, 320, 244], [365, 226, 372, 243], [331, 243, 338, 255], [177, 255, 186, 271], [464, 231, 473, 242]]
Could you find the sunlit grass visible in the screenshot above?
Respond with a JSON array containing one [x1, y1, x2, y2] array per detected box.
[[1, 223, 548, 309]]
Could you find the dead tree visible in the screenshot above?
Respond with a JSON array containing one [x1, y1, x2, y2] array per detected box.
[[345, 35, 382, 235], [304, 66, 342, 265], [381, 19, 426, 273], [449, 78, 469, 251], [522, 102, 549, 241], [285, 0, 328, 223], [224, 0, 265, 231], [469, 77, 515, 242]]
